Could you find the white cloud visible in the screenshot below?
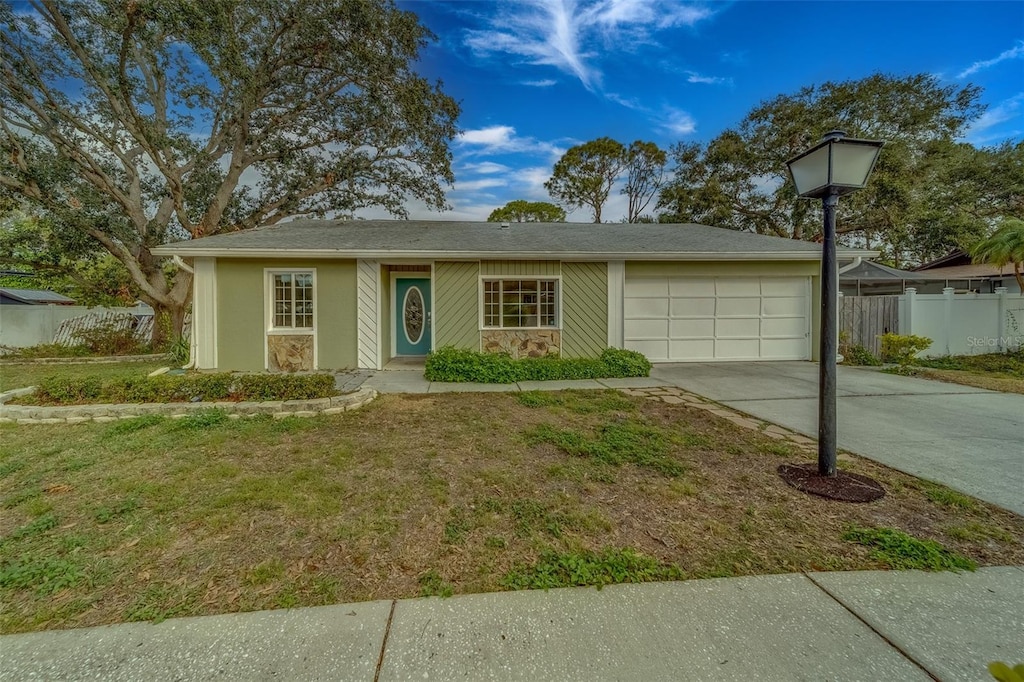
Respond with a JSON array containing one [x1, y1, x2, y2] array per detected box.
[[464, 0, 716, 91], [964, 93, 1024, 143], [452, 178, 508, 192], [957, 40, 1024, 79], [461, 161, 512, 175], [457, 124, 566, 158], [458, 125, 517, 147], [685, 70, 732, 86], [658, 107, 697, 136], [522, 79, 558, 87], [605, 92, 645, 110]]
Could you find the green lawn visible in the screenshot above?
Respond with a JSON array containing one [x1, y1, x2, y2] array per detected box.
[[1, 390, 1021, 633], [0, 360, 168, 392]]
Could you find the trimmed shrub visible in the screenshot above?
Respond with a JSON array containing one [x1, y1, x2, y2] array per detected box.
[[424, 346, 651, 383], [28, 372, 338, 405], [880, 333, 932, 365]]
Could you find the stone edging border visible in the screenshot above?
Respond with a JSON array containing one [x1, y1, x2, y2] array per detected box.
[[0, 388, 377, 425], [620, 386, 819, 453], [0, 353, 169, 365]]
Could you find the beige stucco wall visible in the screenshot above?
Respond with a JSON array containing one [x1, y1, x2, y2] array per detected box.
[[216, 259, 357, 371]]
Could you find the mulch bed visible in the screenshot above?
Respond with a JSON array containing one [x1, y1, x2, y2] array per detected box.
[[778, 463, 886, 503]]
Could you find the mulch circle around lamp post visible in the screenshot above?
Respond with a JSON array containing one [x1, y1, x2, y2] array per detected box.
[[777, 463, 885, 503]]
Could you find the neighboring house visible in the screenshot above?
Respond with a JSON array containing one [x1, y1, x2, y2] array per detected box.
[[839, 259, 931, 296], [912, 250, 1023, 294], [0, 287, 76, 306], [151, 220, 876, 372]]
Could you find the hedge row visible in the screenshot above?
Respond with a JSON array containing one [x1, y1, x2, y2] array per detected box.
[[424, 347, 652, 383], [30, 372, 338, 405]]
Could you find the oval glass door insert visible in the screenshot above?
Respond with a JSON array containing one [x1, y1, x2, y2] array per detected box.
[[403, 286, 425, 345]]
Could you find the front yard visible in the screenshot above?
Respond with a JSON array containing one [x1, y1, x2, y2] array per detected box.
[[0, 360, 169, 393], [2, 390, 1022, 634]]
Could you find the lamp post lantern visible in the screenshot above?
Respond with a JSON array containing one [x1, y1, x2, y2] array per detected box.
[[786, 131, 883, 477]]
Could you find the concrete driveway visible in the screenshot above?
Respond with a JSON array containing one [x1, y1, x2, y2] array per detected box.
[[651, 362, 1024, 515]]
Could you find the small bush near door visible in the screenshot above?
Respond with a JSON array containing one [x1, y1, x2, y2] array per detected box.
[[424, 347, 651, 383]]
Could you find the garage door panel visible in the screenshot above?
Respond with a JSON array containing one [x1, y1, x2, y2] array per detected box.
[[625, 278, 669, 297], [716, 318, 760, 337], [670, 297, 715, 317], [626, 339, 668, 360], [762, 317, 806, 337], [627, 319, 669, 338], [624, 275, 810, 362], [670, 318, 714, 338], [628, 298, 670, 317], [761, 339, 807, 359], [763, 296, 806, 316], [716, 339, 761, 358], [670, 279, 715, 296], [716, 297, 760, 316], [669, 339, 715, 359], [716, 279, 761, 296], [760, 278, 804, 296]]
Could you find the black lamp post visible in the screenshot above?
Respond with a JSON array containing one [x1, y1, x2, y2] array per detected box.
[[786, 131, 883, 477]]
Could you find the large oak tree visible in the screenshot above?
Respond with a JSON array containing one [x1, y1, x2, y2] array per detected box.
[[656, 74, 1020, 266], [1, 0, 460, 342]]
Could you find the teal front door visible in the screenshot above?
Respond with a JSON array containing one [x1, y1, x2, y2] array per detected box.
[[395, 278, 432, 355]]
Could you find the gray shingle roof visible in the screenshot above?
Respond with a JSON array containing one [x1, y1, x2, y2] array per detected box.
[[0, 287, 76, 304], [152, 220, 872, 260]]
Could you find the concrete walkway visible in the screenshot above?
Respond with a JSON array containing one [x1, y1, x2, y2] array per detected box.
[[2, 567, 1020, 681], [650, 362, 1024, 515]]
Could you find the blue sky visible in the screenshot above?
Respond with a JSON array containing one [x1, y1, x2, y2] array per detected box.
[[370, 0, 1024, 222]]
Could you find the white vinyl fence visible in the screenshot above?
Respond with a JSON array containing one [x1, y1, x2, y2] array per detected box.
[[0, 304, 153, 348], [898, 287, 1023, 357]]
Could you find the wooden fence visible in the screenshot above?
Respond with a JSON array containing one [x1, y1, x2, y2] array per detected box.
[[53, 311, 191, 347], [839, 295, 899, 357]]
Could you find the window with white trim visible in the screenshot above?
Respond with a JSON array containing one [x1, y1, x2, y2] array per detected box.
[[483, 279, 558, 328], [271, 272, 314, 329]]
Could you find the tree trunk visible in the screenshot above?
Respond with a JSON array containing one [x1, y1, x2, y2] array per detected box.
[[150, 300, 189, 349]]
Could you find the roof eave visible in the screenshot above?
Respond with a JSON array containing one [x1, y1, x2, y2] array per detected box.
[[153, 247, 880, 261]]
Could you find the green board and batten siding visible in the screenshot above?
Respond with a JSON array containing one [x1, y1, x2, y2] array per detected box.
[[433, 260, 609, 358], [216, 259, 358, 371], [434, 261, 480, 350], [480, 260, 560, 277], [561, 262, 608, 358]]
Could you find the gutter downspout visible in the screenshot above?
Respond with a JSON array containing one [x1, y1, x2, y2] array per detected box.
[[172, 256, 198, 370]]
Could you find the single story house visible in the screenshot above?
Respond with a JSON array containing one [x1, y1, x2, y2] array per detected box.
[[0, 287, 76, 305], [151, 220, 876, 372], [912, 250, 1023, 294]]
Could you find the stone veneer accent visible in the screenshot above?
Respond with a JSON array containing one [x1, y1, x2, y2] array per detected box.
[[267, 335, 314, 372], [481, 329, 560, 358], [0, 387, 377, 425]]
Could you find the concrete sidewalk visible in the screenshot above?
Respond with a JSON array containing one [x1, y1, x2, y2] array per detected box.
[[2, 567, 1021, 681]]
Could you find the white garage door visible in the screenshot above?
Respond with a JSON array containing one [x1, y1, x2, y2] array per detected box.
[[624, 276, 810, 362]]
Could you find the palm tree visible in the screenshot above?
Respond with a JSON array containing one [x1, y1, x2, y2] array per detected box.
[[970, 218, 1024, 294]]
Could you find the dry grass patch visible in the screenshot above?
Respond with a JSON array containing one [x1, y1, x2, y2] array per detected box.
[[1, 390, 1022, 633], [915, 368, 1024, 394]]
